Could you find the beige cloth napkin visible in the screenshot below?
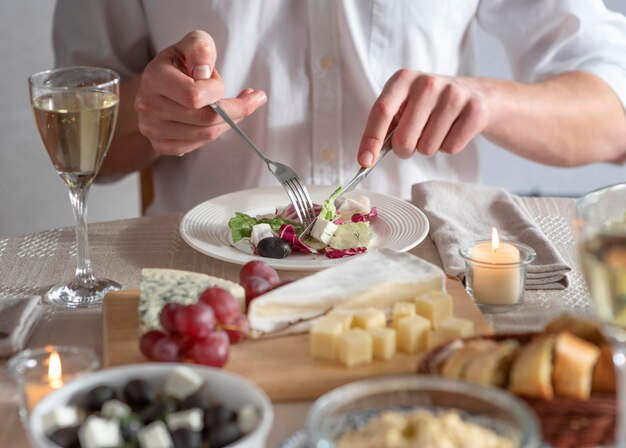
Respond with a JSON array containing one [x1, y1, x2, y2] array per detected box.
[[0, 296, 44, 359], [411, 181, 571, 290]]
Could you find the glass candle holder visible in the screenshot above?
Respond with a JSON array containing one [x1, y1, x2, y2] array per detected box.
[[459, 240, 536, 313], [7, 345, 99, 424]]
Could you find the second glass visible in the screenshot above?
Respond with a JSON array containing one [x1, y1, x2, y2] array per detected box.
[[29, 67, 121, 307]]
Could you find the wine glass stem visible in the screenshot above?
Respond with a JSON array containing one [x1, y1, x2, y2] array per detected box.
[[614, 343, 626, 447], [68, 186, 96, 286]]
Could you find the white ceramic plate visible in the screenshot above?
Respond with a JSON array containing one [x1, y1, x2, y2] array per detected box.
[[180, 186, 429, 271]]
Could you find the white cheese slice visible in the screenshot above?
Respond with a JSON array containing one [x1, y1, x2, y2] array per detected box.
[[79, 416, 123, 448], [139, 268, 245, 332], [42, 406, 80, 435], [248, 249, 445, 334], [310, 218, 338, 244], [251, 223, 275, 247]]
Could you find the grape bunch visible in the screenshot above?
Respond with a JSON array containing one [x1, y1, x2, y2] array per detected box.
[[140, 261, 286, 368]]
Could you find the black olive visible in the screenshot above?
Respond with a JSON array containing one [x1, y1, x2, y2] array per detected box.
[[179, 393, 210, 412], [140, 398, 177, 424], [120, 415, 142, 441], [48, 426, 80, 448], [172, 429, 203, 448], [123, 379, 156, 411], [208, 421, 242, 448], [203, 405, 236, 437], [83, 385, 117, 412], [257, 237, 291, 259]]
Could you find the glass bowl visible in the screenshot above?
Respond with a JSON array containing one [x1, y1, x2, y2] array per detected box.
[[306, 375, 540, 448]]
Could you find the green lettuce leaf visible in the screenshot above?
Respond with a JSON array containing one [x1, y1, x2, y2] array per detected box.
[[319, 186, 343, 222], [228, 212, 301, 243], [329, 222, 373, 249]]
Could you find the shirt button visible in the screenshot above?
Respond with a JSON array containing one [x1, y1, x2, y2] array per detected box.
[[320, 55, 334, 71], [322, 147, 336, 162]]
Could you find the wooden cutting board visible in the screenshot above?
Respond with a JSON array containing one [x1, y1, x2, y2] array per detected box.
[[102, 278, 490, 402]]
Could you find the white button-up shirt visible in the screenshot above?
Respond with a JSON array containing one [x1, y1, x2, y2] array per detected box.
[[53, 0, 626, 215]]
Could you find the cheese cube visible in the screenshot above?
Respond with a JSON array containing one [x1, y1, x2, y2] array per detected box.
[[166, 408, 204, 432], [165, 366, 204, 400], [438, 317, 475, 341], [137, 421, 174, 448], [42, 406, 80, 435], [338, 329, 373, 367], [324, 312, 354, 332], [352, 308, 386, 329], [251, 223, 275, 247], [311, 218, 338, 244], [415, 291, 453, 329], [101, 399, 131, 420], [392, 302, 416, 329], [367, 327, 397, 360], [79, 416, 123, 448], [397, 315, 431, 353], [310, 318, 344, 360]]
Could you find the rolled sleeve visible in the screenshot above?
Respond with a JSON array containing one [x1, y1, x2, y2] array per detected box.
[[477, 0, 626, 109], [53, 0, 153, 82]]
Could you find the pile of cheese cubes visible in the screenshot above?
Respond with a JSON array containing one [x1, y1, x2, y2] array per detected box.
[[310, 290, 475, 367]]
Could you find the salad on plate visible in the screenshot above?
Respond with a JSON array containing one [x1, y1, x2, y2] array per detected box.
[[228, 188, 377, 260]]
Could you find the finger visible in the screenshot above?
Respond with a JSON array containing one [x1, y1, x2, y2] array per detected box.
[[173, 30, 217, 80], [150, 126, 230, 156], [145, 56, 225, 109], [216, 89, 267, 121], [357, 69, 413, 167], [440, 98, 488, 155], [416, 84, 468, 156], [391, 76, 442, 159]]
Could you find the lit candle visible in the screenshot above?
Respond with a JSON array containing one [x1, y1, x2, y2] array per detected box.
[[25, 351, 63, 411], [470, 228, 522, 305]]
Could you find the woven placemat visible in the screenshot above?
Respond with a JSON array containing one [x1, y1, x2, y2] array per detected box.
[[418, 333, 616, 448]]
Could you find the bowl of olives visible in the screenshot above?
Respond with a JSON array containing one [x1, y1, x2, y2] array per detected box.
[[28, 363, 273, 448]]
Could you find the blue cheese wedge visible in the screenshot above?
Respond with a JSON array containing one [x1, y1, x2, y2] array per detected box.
[[139, 268, 244, 332], [248, 249, 446, 334]]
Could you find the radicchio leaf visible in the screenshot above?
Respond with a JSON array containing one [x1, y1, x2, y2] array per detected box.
[[278, 224, 314, 253], [351, 207, 378, 223], [324, 247, 368, 259]]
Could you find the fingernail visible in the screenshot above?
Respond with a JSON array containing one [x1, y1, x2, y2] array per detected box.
[[256, 92, 267, 105], [192, 64, 212, 80], [360, 151, 374, 166]]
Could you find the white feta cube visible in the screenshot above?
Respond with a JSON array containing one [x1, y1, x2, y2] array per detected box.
[[166, 408, 204, 432], [237, 404, 260, 434], [100, 399, 131, 420], [310, 218, 338, 244], [251, 223, 275, 247], [338, 195, 371, 218], [78, 416, 122, 448], [137, 421, 174, 448], [42, 406, 80, 435], [164, 366, 204, 400]]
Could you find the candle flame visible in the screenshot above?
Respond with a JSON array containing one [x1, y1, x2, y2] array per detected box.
[[491, 227, 500, 251], [48, 352, 63, 389]]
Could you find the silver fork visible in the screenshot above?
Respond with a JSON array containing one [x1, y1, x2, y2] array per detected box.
[[209, 102, 317, 227]]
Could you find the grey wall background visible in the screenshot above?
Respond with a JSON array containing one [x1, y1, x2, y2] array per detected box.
[[1, 1, 625, 239]]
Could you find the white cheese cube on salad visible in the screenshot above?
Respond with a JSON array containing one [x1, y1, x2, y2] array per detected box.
[[100, 399, 131, 420], [42, 406, 80, 435], [251, 223, 275, 247], [79, 416, 123, 448], [137, 421, 174, 448], [166, 408, 204, 432], [165, 366, 204, 400], [310, 218, 338, 244], [338, 194, 371, 218]]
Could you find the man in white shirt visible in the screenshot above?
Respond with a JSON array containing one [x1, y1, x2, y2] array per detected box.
[[53, 1, 626, 215]]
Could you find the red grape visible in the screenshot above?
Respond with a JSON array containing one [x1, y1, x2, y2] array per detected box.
[[171, 334, 195, 358], [160, 302, 184, 334], [242, 276, 272, 307], [240, 260, 280, 287], [150, 336, 180, 362], [198, 288, 241, 324], [174, 303, 216, 339], [190, 331, 230, 367], [139, 330, 167, 359], [225, 314, 250, 344]]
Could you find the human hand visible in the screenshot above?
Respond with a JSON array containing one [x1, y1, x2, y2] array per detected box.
[[357, 69, 489, 167], [134, 30, 267, 156]]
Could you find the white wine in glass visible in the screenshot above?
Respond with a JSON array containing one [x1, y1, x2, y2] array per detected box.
[[577, 183, 626, 446], [29, 67, 121, 307]]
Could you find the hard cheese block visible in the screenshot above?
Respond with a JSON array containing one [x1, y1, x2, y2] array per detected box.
[[248, 249, 446, 335], [139, 268, 245, 332]]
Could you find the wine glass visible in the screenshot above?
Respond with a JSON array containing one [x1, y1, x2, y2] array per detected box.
[[577, 183, 626, 446], [29, 67, 122, 307]]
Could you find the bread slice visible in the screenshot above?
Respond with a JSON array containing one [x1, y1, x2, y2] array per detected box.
[[592, 344, 616, 394], [509, 335, 555, 399], [552, 332, 600, 400], [543, 314, 604, 345], [440, 339, 497, 379], [463, 340, 520, 387]]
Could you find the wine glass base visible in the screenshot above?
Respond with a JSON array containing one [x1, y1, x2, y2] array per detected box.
[[46, 278, 121, 308]]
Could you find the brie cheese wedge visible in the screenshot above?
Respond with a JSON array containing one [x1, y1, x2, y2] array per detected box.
[[248, 249, 445, 335]]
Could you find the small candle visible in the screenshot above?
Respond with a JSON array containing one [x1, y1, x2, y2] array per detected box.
[[471, 228, 521, 305], [25, 351, 64, 411]]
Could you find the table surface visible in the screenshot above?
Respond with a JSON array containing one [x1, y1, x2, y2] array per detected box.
[[0, 196, 592, 447]]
